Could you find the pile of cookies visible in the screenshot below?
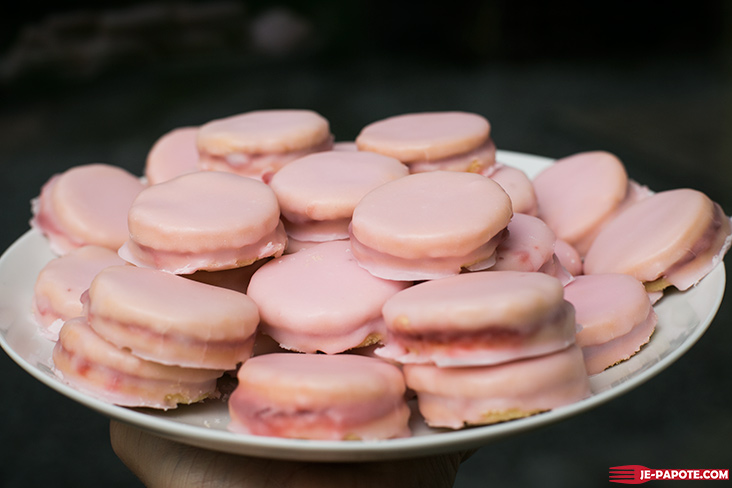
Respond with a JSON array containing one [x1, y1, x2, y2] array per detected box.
[[29, 110, 732, 440]]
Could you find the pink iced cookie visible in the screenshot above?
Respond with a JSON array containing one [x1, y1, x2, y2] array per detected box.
[[564, 274, 657, 375], [349, 171, 512, 281], [377, 271, 577, 367], [533, 151, 649, 256], [197, 109, 334, 181], [246, 240, 410, 354], [120, 171, 287, 274], [554, 239, 583, 276], [144, 127, 201, 185], [280, 237, 321, 254], [404, 345, 591, 429], [491, 214, 563, 273], [332, 141, 358, 151], [492, 213, 572, 285], [355, 112, 497, 173], [32, 245, 126, 340], [269, 150, 408, 244], [228, 353, 411, 440], [84, 265, 259, 370], [487, 164, 539, 216], [53, 317, 223, 409], [584, 188, 732, 291], [31, 163, 145, 255]]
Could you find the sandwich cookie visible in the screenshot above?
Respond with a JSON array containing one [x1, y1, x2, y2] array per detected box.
[[53, 317, 224, 410], [563, 273, 658, 375], [377, 271, 578, 367], [533, 151, 650, 256], [404, 345, 591, 429], [228, 353, 411, 440], [31, 163, 145, 255], [120, 171, 287, 274], [246, 240, 410, 354], [355, 112, 496, 174], [32, 245, 126, 340], [584, 188, 732, 292], [268, 150, 408, 248], [349, 171, 512, 281], [83, 265, 259, 370], [491, 213, 572, 284], [197, 109, 334, 182]]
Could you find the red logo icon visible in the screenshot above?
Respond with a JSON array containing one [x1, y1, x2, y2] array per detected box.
[[609, 465, 650, 484]]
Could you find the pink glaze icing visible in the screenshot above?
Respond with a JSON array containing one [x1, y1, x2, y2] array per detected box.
[[332, 141, 358, 151], [53, 317, 224, 409], [198, 137, 334, 182], [377, 271, 578, 367], [580, 310, 657, 375], [553, 239, 583, 276], [282, 236, 334, 254], [197, 109, 334, 181], [538, 254, 575, 286], [32, 245, 126, 340], [269, 150, 408, 242], [31, 164, 145, 255], [228, 353, 411, 440], [492, 213, 557, 273], [144, 126, 201, 185], [280, 218, 352, 245], [584, 188, 732, 290], [349, 171, 512, 280], [355, 112, 495, 172], [486, 163, 539, 216], [564, 274, 655, 347], [84, 265, 259, 370], [533, 151, 640, 255], [403, 345, 591, 429], [246, 240, 411, 354], [349, 229, 506, 281], [120, 171, 286, 274], [564, 273, 658, 375], [406, 138, 497, 174]]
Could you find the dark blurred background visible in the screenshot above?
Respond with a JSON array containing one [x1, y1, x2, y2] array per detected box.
[[1, 2, 731, 487]]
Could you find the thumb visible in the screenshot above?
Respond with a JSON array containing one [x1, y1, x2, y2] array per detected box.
[[110, 420, 466, 488], [111, 420, 199, 488]]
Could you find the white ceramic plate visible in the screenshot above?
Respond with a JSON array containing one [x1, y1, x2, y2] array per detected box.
[[0, 150, 726, 462]]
